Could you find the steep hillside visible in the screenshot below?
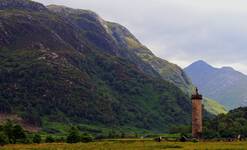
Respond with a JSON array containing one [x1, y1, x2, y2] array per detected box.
[[46, 5, 194, 95], [0, 0, 46, 11], [106, 22, 194, 94], [47, 5, 160, 79], [185, 60, 247, 109], [0, 0, 192, 133]]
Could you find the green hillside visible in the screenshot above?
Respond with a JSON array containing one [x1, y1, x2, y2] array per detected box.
[[203, 98, 227, 115], [0, 0, 192, 134]]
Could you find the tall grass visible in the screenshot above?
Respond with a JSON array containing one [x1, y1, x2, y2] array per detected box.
[[1, 141, 247, 150]]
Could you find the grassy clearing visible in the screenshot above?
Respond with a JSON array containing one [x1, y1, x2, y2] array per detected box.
[[1, 140, 247, 150]]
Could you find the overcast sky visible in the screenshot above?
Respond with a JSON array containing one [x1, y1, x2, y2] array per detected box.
[[36, 0, 247, 74]]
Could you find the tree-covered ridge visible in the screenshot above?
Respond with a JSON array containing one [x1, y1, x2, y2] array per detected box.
[[0, 0, 192, 133], [204, 107, 247, 138]]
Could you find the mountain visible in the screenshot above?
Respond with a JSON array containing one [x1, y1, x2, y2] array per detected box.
[[0, 0, 192, 133], [106, 22, 194, 95], [47, 5, 194, 95], [0, 0, 46, 11], [185, 60, 247, 109]]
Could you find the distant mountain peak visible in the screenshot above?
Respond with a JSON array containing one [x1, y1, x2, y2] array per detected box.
[[185, 60, 247, 109], [194, 60, 208, 64], [191, 60, 211, 67], [185, 60, 214, 72], [189, 60, 238, 73], [0, 0, 47, 11]]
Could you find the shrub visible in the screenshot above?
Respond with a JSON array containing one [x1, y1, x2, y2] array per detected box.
[[0, 132, 8, 146], [66, 127, 80, 143], [3, 120, 14, 144], [80, 133, 93, 143], [45, 136, 55, 143], [12, 125, 26, 143], [107, 130, 120, 139], [2, 120, 26, 144], [121, 132, 125, 138], [33, 134, 42, 144]]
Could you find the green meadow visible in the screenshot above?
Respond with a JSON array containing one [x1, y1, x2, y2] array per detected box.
[[1, 140, 247, 150]]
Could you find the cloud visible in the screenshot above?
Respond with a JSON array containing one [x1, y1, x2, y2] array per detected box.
[[36, 0, 247, 74]]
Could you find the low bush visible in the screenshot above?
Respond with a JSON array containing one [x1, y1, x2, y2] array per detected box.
[[81, 133, 93, 143], [0, 132, 8, 146], [45, 136, 55, 143], [66, 127, 80, 143], [33, 134, 42, 144]]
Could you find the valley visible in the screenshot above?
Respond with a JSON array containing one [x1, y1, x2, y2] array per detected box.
[[0, 0, 247, 149]]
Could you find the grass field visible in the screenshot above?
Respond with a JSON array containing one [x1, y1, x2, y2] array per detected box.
[[1, 140, 247, 150]]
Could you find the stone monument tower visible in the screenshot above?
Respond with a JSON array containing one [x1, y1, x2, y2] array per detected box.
[[191, 87, 203, 139]]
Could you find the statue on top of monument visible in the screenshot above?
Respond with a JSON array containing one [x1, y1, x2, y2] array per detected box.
[[195, 87, 199, 95]]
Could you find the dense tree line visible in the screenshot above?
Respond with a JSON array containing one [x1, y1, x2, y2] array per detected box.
[[0, 120, 27, 145], [0, 121, 94, 146], [0, 120, 145, 146], [203, 107, 247, 139]]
